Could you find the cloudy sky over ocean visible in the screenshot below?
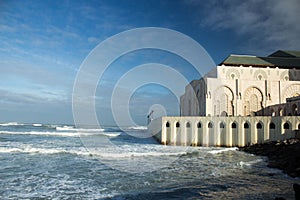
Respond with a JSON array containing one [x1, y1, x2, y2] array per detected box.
[[1, 0, 299, 125]]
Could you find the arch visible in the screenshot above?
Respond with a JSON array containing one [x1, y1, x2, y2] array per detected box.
[[176, 122, 180, 128], [219, 122, 226, 146], [197, 122, 203, 146], [282, 84, 300, 102], [269, 122, 275, 129], [207, 121, 214, 146], [231, 122, 238, 146], [244, 122, 249, 129], [231, 122, 237, 129], [221, 111, 228, 116], [292, 104, 298, 115], [270, 109, 275, 116], [186, 122, 191, 128], [253, 69, 267, 80], [282, 121, 292, 138], [226, 68, 240, 79], [219, 122, 225, 129], [256, 122, 263, 129], [185, 122, 191, 146], [269, 122, 276, 141], [243, 87, 263, 116], [166, 121, 172, 144], [213, 86, 234, 116], [280, 71, 289, 81], [244, 122, 251, 146], [166, 121, 170, 128], [197, 122, 202, 128], [283, 122, 290, 129], [256, 122, 264, 144], [278, 108, 283, 116]]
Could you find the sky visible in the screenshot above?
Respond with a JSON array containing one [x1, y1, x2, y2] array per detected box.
[[0, 0, 300, 126]]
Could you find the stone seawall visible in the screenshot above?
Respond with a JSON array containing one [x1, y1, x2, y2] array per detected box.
[[148, 116, 300, 147]]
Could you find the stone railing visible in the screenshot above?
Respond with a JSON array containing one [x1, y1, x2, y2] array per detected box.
[[148, 116, 300, 147]]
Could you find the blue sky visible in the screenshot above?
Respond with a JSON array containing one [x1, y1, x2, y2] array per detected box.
[[0, 0, 299, 125]]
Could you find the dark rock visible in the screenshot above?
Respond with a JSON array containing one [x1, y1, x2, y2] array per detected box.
[[274, 197, 286, 200], [239, 138, 300, 177], [294, 183, 300, 200]]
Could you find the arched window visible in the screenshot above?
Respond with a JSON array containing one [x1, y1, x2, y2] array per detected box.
[[186, 122, 191, 128], [221, 111, 228, 116], [278, 108, 283, 116], [292, 104, 298, 115], [166, 122, 170, 128], [269, 122, 275, 129], [270, 109, 275, 116], [244, 122, 249, 129], [220, 122, 225, 128], [231, 122, 237, 129], [176, 122, 180, 128], [208, 122, 213, 128], [197, 122, 202, 128], [283, 122, 290, 129], [256, 122, 262, 129]]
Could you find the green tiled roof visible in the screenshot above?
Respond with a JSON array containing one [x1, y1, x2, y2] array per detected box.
[[269, 50, 300, 58], [222, 55, 273, 66], [220, 50, 300, 69]]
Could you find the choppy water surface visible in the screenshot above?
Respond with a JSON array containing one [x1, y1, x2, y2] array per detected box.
[[0, 123, 298, 199]]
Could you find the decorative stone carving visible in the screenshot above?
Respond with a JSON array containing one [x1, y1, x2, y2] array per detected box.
[[243, 87, 263, 116]]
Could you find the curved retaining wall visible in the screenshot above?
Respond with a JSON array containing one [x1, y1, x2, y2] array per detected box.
[[148, 116, 300, 147]]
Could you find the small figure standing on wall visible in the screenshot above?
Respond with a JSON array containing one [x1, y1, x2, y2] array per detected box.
[[147, 110, 154, 124]]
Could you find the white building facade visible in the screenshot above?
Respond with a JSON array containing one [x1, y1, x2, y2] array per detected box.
[[180, 50, 300, 117]]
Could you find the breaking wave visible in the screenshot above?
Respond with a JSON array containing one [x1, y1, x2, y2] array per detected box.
[[208, 147, 238, 154], [0, 130, 121, 137]]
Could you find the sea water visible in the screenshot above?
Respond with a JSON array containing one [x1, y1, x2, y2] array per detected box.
[[0, 123, 298, 199]]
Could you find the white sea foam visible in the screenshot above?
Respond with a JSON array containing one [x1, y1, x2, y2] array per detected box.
[[126, 126, 147, 130], [32, 123, 43, 127], [0, 145, 185, 158], [0, 130, 121, 137], [0, 146, 91, 156], [239, 158, 265, 167], [208, 147, 238, 154], [94, 151, 187, 158], [56, 126, 106, 132], [0, 122, 24, 126]]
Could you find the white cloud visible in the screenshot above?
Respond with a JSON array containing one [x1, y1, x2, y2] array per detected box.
[[186, 0, 300, 54]]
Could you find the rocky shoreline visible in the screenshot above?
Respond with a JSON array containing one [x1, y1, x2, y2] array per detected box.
[[239, 138, 300, 178]]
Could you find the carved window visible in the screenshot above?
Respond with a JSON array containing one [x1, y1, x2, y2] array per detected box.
[[220, 122, 225, 129], [256, 123, 262, 129], [166, 122, 170, 128], [231, 122, 237, 129], [269, 122, 275, 129], [283, 122, 290, 129], [186, 122, 191, 128], [197, 122, 202, 128]]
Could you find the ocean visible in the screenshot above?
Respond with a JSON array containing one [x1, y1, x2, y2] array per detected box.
[[0, 122, 298, 199]]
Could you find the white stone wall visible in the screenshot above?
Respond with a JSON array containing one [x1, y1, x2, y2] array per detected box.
[[149, 116, 300, 147], [181, 65, 300, 117]]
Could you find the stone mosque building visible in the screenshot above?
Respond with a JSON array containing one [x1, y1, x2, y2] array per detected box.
[[149, 50, 300, 147], [180, 50, 300, 117]]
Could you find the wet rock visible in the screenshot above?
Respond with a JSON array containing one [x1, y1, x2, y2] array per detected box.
[[239, 138, 300, 177], [294, 183, 300, 200]]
